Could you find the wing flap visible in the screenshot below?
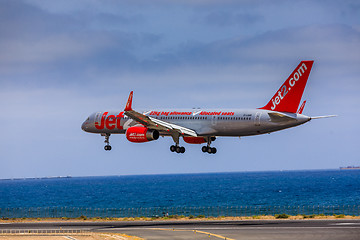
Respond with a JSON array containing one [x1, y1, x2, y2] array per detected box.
[[150, 117, 198, 137], [124, 111, 198, 137]]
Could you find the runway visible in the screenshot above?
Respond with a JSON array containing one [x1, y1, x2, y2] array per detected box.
[[1, 219, 360, 240]]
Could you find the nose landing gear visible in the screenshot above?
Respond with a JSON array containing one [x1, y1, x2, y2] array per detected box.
[[102, 133, 112, 151]]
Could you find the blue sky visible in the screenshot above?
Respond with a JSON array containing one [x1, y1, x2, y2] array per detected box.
[[0, 0, 359, 178]]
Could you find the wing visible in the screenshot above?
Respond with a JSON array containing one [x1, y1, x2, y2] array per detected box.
[[124, 91, 198, 137]]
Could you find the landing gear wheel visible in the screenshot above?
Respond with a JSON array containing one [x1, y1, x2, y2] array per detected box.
[[180, 146, 185, 153], [202, 146, 208, 152], [170, 145, 176, 152], [170, 145, 185, 153], [170, 133, 185, 154], [203, 146, 216, 154], [104, 145, 112, 151], [201, 136, 217, 154]]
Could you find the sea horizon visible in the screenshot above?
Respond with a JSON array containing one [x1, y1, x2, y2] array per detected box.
[[0, 168, 349, 181]]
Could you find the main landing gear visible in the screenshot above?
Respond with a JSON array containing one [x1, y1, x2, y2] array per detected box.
[[170, 133, 185, 154], [102, 133, 112, 151], [202, 136, 217, 154], [170, 145, 185, 153], [202, 146, 217, 154]]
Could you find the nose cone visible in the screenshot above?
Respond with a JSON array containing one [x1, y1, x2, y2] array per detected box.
[[81, 121, 89, 131]]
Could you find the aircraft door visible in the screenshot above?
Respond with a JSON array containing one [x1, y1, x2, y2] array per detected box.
[[211, 115, 217, 125], [255, 112, 261, 126]]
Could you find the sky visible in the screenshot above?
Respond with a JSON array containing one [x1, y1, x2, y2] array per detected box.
[[0, 0, 359, 178]]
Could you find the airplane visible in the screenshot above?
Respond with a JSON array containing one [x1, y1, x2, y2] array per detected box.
[[81, 60, 335, 154]]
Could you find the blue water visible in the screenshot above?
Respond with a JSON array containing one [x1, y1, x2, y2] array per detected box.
[[0, 170, 360, 209]]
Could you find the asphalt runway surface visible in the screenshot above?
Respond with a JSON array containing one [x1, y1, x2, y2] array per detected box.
[[1, 219, 360, 240]]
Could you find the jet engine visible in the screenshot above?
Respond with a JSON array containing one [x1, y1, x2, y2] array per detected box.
[[126, 126, 159, 143]]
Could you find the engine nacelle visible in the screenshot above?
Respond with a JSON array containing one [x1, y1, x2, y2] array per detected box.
[[183, 136, 207, 144], [126, 126, 159, 143]]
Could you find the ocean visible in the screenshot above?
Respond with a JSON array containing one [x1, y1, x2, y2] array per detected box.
[[1, 170, 360, 209]]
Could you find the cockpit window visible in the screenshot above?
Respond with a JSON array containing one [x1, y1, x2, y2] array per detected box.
[[87, 117, 90, 121]]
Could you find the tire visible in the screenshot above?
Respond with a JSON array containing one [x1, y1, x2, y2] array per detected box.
[[180, 147, 185, 153], [176, 146, 181, 153], [211, 147, 217, 154], [170, 145, 176, 152], [202, 146, 208, 152]]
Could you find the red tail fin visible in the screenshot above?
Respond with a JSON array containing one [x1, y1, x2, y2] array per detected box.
[[260, 61, 314, 113]]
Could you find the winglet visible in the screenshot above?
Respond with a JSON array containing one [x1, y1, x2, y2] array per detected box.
[[124, 91, 133, 111], [297, 100, 306, 114]]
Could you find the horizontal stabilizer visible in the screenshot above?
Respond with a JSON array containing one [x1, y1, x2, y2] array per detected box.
[[268, 112, 297, 123], [311, 115, 337, 119]]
